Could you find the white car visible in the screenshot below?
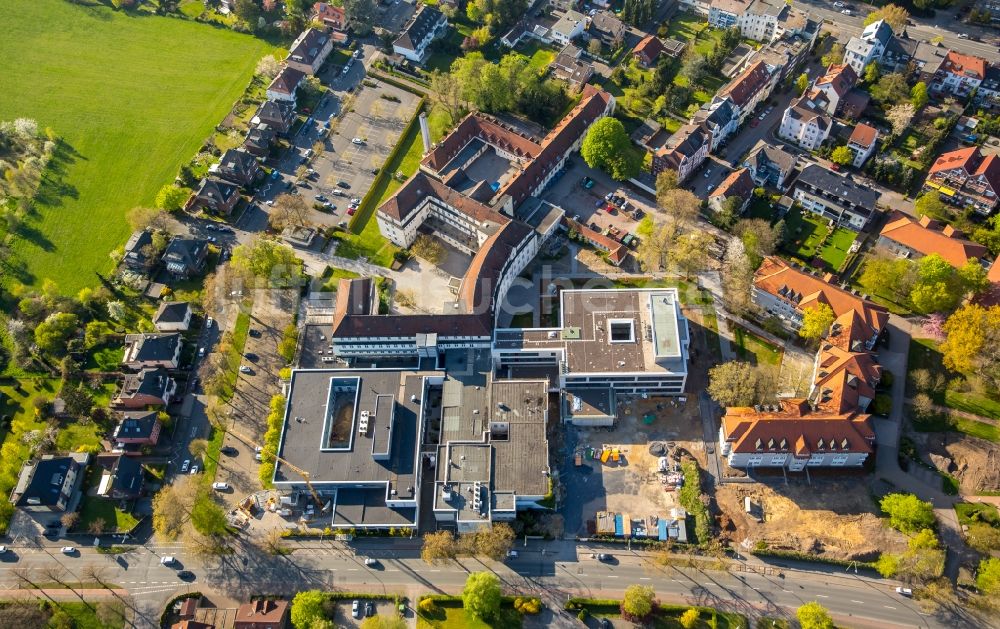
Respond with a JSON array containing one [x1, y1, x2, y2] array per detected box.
[[181, 459, 190, 473], [206, 317, 214, 328], [703, 169, 712, 179], [833, 1, 844, 6], [364, 557, 377, 566], [333, 189, 344, 196], [351, 138, 364, 145], [198, 347, 205, 358], [957, 33, 969, 39], [895, 586, 913, 597], [0, 545, 7, 554], [350, 197, 361, 204], [190, 465, 199, 474], [506, 550, 519, 559], [60, 547, 76, 555], [212, 482, 230, 491], [265, 200, 274, 206], [841, 8, 852, 14], [161, 556, 176, 566], [239, 365, 252, 374], [352, 600, 361, 618]]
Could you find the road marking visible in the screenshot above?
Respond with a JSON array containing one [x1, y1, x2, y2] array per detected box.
[[639, 577, 651, 580], [851, 600, 864, 604], [347, 568, 358, 571], [884, 605, 896, 609], [815, 594, 829, 598], [607, 576, 619, 579], [782, 590, 792, 593]]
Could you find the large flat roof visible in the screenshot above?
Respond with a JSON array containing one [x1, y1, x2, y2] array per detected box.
[[494, 288, 689, 376]]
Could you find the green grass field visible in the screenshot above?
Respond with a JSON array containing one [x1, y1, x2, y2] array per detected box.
[[417, 601, 522, 628], [732, 325, 783, 366], [0, 0, 275, 294], [781, 208, 855, 271]]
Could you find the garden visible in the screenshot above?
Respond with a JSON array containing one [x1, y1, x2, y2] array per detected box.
[[779, 207, 857, 272], [731, 325, 783, 366], [0, 0, 275, 294]]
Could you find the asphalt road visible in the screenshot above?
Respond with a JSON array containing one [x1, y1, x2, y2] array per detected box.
[[0, 539, 958, 628]]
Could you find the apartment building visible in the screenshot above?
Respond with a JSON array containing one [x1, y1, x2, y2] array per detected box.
[[792, 164, 881, 230], [924, 146, 1000, 215], [778, 95, 832, 151]]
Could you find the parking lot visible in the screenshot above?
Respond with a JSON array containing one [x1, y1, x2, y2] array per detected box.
[[540, 162, 650, 235]]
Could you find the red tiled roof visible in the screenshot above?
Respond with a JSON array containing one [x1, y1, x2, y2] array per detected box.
[[632, 35, 666, 63], [753, 256, 888, 340], [928, 146, 979, 175], [565, 217, 628, 265], [377, 171, 510, 227], [722, 399, 875, 456], [879, 211, 986, 268], [943, 50, 987, 81], [459, 221, 534, 314], [973, 153, 1000, 196], [268, 66, 305, 95], [848, 123, 878, 149], [421, 113, 542, 173], [814, 63, 858, 97], [720, 60, 771, 109], [710, 168, 754, 200]]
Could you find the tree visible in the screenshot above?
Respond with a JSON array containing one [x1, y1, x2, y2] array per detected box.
[[636, 217, 680, 272], [290, 590, 328, 629], [462, 572, 501, 621], [910, 253, 964, 314], [821, 42, 845, 68], [796, 73, 809, 95], [34, 312, 78, 356], [152, 475, 201, 540], [621, 584, 655, 618], [796, 601, 834, 629], [707, 361, 772, 406], [344, 0, 376, 35], [880, 493, 935, 533], [588, 38, 603, 57], [411, 235, 447, 265], [669, 232, 713, 278], [155, 184, 190, 212], [581, 118, 640, 181], [830, 145, 854, 166], [910, 81, 929, 110], [473, 523, 515, 560], [421, 530, 456, 563], [914, 193, 949, 221], [429, 71, 465, 123], [255, 54, 282, 79], [680, 53, 709, 88], [864, 4, 909, 32], [60, 512, 79, 529], [126, 206, 169, 232], [233, 0, 261, 24], [940, 304, 1000, 389], [269, 193, 309, 230], [679, 608, 700, 629], [977, 557, 1000, 596], [958, 259, 990, 295], [872, 73, 911, 106], [60, 384, 94, 417], [886, 103, 916, 141], [864, 61, 880, 85], [799, 303, 835, 340], [231, 236, 302, 287], [658, 189, 702, 225], [655, 169, 679, 197], [188, 438, 209, 460]]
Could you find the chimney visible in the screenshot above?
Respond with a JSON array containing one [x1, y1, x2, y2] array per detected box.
[[419, 112, 431, 154]]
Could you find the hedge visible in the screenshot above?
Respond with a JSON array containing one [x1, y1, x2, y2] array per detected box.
[[369, 70, 430, 96], [346, 98, 426, 234], [750, 548, 877, 571]]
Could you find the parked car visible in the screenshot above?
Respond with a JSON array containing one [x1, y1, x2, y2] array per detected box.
[[221, 446, 237, 456], [337, 181, 350, 188], [315, 194, 327, 201], [896, 586, 913, 597], [161, 556, 176, 566], [61, 547, 76, 555], [350, 197, 361, 204], [239, 365, 252, 374], [198, 347, 205, 358], [351, 138, 364, 145], [181, 459, 190, 473], [352, 600, 361, 618], [177, 570, 194, 580], [366, 602, 375, 617], [347, 208, 356, 216], [190, 465, 199, 474], [506, 550, 519, 559], [212, 482, 230, 491], [333, 189, 344, 196], [244, 352, 258, 362]]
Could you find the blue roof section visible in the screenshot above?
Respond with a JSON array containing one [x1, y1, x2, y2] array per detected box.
[[658, 518, 668, 541], [615, 513, 624, 536]]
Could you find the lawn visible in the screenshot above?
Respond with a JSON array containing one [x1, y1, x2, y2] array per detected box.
[[908, 338, 1000, 423], [519, 41, 557, 75], [55, 423, 102, 452], [780, 207, 856, 271], [85, 345, 125, 372], [417, 601, 522, 628], [0, 0, 275, 294], [48, 602, 126, 629], [78, 494, 140, 533], [955, 502, 1000, 527], [320, 265, 361, 292], [732, 325, 783, 366]]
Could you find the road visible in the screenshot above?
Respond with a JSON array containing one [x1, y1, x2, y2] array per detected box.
[[0, 538, 962, 628]]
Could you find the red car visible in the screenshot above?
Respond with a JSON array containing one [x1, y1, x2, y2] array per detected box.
[[347, 207, 356, 216]]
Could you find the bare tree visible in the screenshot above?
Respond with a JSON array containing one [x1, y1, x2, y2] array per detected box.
[[11, 566, 61, 606], [429, 71, 465, 125], [88, 517, 108, 536], [269, 194, 310, 230], [60, 512, 80, 530]]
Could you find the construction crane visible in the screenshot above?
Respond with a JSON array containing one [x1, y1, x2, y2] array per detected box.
[[225, 427, 324, 509]]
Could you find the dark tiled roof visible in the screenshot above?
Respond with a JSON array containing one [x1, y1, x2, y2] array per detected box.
[[268, 66, 305, 95], [192, 178, 240, 205], [256, 100, 296, 128], [125, 333, 181, 364], [288, 28, 330, 67], [394, 5, 445, 50], [153, 301, 191, 325], [114, 411, 160, 440], [795, 164, 879, 210], [162, 237, 207, 272]]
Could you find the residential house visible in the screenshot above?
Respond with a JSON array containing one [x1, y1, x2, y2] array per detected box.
[[719, 399, 876, 470], [844, 19, 894, 75], [566, 219, 629, 266], [839, 89, 870, 120], [935, 51, 987, 99], [252, 100, 296, 137], [810, 309, 884, 413], [809, 64, 858, 116], [742, 141, 796, 189], [631, 119, 671, 153], [234, 599, 290, 629], [113, 410, 163, 452], [738, 0, 787, 42], [243, 123, 276, 158], [709, 168, 755, 214], [172, 622, 214, 629], [924, 146, 1000, 215], [878, 212, 988, 266], [652, 123, 711, 182], [216, 149, 262, 188], [847, 123, 878, 168], [692, 98, 738, 151], [550, 44, 594, 89], [120, 229, 155, 275], [184, 178, 240, 216], [153, 301, 192, 332], [9, 453, 90, 513], [311, 2, 346, 31], [792, 164, 881, 230], [911, 40, 949, 85], [123, 333, 183, 370], [162, 237, 208, 279], [286, 28, 334, 75], [752, 255, 889, 342], [978, 65, 1000, 108], [550, 11, 587, 46], [632, 35, 667, 67], [709, 0, 748, 29], [680, 0, 712, 15], [113, 367, 177, 409], [95, 454, 144, 500], [718, 60, 774, 126], [393, 5, 448, 64], [588, 11, 627, 48], [266, 66, 305, 104], [778, 95, 831, 151]]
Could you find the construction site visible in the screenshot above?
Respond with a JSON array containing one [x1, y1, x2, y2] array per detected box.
[[560, 395, 707, 538]]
